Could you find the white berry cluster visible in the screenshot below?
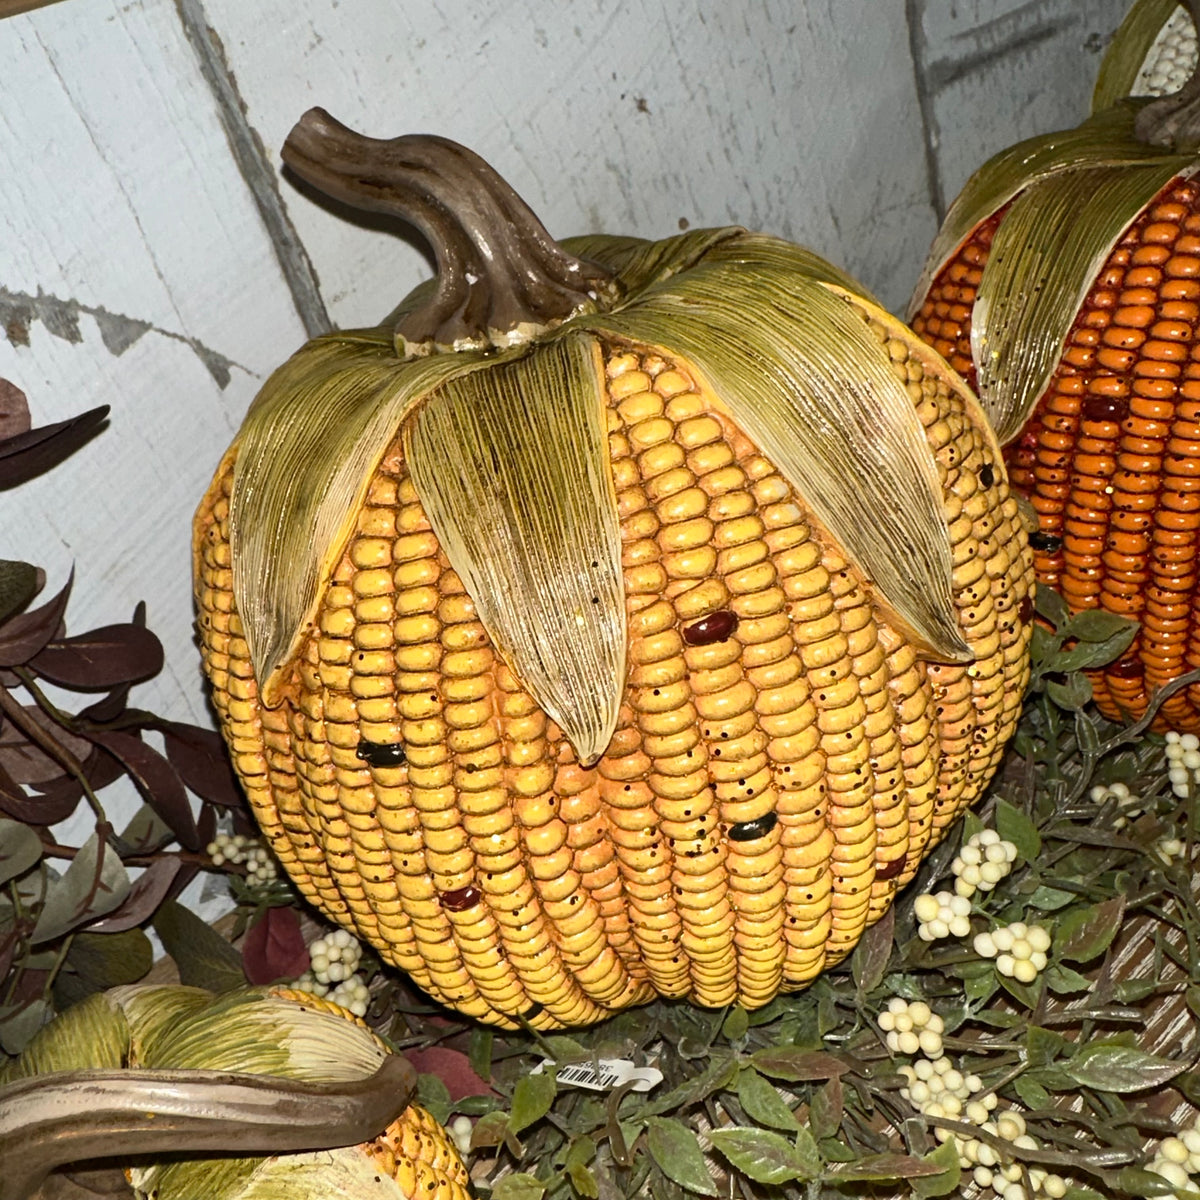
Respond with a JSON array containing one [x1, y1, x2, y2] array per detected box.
[[952, 830, 1018, 898], [898, 1054, 989, 1123], [914, 891, 972, 942], [1135, 5, 1198, 97], [295, 930, 370, 1016], [1088, 781, 1144, 830], [878, 997, 945, 1056], [1166, 731, 1200, 800], [973, 922, 1051, 984], [1148, 1112, 1200, 1193], [449, 1115, 474, 1158], [206, 832, 279, 886], [961, 1110, 1069, 1200]]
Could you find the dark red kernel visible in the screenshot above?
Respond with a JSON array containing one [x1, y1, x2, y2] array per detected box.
[[1082, 394, 1129, 423], [1018, 594, 1034, 623], [875, 855, 905, 881], [1106, 656, 1144, 679], [683, 609, 739, 646], [440, 885, 481, 912], [728, 812, 777, 842], [357, 739, 407, 766]]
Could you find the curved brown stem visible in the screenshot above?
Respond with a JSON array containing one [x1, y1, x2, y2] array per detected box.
[[281, 108, 619, 355], [1134, 0, 1200, 148], [0, 1055, 416, 1200]]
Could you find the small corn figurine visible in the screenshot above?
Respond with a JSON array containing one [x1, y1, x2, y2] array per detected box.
[[195, 109, 1034, 1029]]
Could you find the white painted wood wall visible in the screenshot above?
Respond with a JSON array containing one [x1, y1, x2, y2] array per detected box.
[[0, 0, 1131, 916]]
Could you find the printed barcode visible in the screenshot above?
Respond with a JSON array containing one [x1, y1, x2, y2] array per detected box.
[[558, 1063, 622, 1088]]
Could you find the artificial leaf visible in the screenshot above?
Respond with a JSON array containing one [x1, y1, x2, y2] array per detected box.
[[112, 803, 175, 857], [153, 898, 244, 991], [1056, 896, 1125, 963], [1013, 1074, 1052, 1110], [84, 855, 182, 933], [470, 1110, 510, 1151], [31, 831, 131, 943], [0, 378, 31, 438], [637, 1052, 737, 1119], [721, 1005, 749, 1042], [469, 1025, 494, 1084], [749, 1047, 849, 1082], [491, 1174, 546, 1200], [0, 560, 39, 627], [1045, 673, 1092, 711], [808, 1076, 843, 1141], [1044, 963, 1093, 995], [416, 1072, 453, 1126], [51, 927, 153, 1008], [1053, 625, 1140, 672], [1066, 609, 1141, 643], [159, 720, 244, 809], [851, 906, 894, 996], [0, 815, 42, 885], [0, 571, 71, 666], [645, 1117, 719, 1196], [1063, 1043, 1185, 1092], [1026, 1025, 1070, 1068], [735, 1067, 800, 1132], [0, 405, 108, 489], [31, 622, 163, 689], [85, 730, 198, 849], [910, 1139, 962, 1198], [994, 799, 1041, 862], [0, 996, 50, 1055], [404, 1044, 496, 1101], [509, 1071, 557, 1136], [706, 1126, 818, 1186], [1035, 584, 1070, 630], [0, 770, 80, 825], [825, 1154, 947, 1181], [241, 904, 310, 984]]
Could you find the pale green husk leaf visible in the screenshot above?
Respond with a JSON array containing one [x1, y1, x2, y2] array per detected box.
[[907, 103, 1194, 322], [227, 330, 508, 706], [407, 333, 623, 765], [1092, 0, 1186, 112], [974, 159, 1188, 442], [584, 247, 972, 663], [0, 991, 128, 1083]]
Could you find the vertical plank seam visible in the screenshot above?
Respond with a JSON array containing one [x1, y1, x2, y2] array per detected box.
[[172, 0, 331, 339], [904, 0, 945, 225]]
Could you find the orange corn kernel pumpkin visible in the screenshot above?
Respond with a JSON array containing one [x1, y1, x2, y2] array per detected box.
[[909, 62, 1200, 730], [194, 109, 1034, 1029]]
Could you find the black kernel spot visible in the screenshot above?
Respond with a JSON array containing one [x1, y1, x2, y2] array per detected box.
[[357, 739, 407, 767], [728, 812, 778, 841], [978, 463, 995, 488], [1029, 531, 1062, 553]]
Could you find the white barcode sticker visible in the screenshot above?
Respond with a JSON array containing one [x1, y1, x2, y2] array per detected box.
[[531, 1057, 662, 1092]]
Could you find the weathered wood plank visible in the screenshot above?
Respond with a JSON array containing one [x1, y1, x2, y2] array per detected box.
[[197, 0, 940, 317]]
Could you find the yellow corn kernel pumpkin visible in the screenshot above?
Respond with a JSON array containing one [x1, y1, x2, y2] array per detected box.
[[194, 109, 1034, 1030], [0, 984, 469, 1200], [908, 56, 1200, 729]]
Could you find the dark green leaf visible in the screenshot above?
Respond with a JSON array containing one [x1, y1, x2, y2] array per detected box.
[[851, 906, 894, 997], [1114, 1168, 1182, 1197], [0, 816, 41, 886], [510, 1071, 557, 1136], [31, 831, 130, 943], [818, 1137, 857, 1163], [706, 1126, 818, 1186], [1044, 964, 1093, 995], [417, 1072, 452, 1126], [470, 1110, 510, 1151], [1065, 608, 1139, 644], [1113, 978, 1158, 1003], [492, 1174, 546, 1200], [749, 1047, 848, 1082], [994, 799, 1041, 862], [1054, 624, 1138, 672], [1056, 896, 1124, 963], [997, 971, 1041, 1010], [1064, 1044, 1185, 1092], [153, 898, 244, 991], [808, 1076, 843, 1142], [721, 1005, 749, 1042], [1013, 1074, 1052, 1110], [1045, 673, 1091, 711], [567, 1160, 599, 1200], [1063, 1188, 1110, 1200], [910, 1139, 962, 1198], [961, 809, 986, 844], [735, 1067, 800, 1132], [1026, 1025, 1070, 1068], [0, 997, 50, 1055], [637, 1051, 737, 1119], [470, 1024, 494, 1083], [825, 1154, 948, 1181], [51, 927, 153, 1009], [1035, 584, 1069, 630], [0, 560, 39, 626], [1028, 885, 1076, 912], [645, 1117, 718, 1196], [964, 970, 1000, 1005]]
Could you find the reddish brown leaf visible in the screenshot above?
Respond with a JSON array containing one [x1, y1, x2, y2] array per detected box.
[[403, 1046, 497, 1100], [0, 703, 92, 783], [85, 856, 183, 933], [242, 905, 309, 985], [86, 731, 198, 850], [0, 405, 109, 489], [0, 379, 31, 440], [31, 623, 163, 689], [0, 561, 42, 626], [0, 572, 71, 666], [2, 775, 84, 826], [160, 721, 244, 809]]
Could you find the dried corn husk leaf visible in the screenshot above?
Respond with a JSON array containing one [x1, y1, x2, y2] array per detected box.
[[1093, 0, 1186, 112], [0, 991, 127, 1082], [407, 333, 622, 765], [906, 103, 1193, 322], [225, 330, 510, 706], [973, 159, 1189, 441], [585, 255, 971, 663]]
